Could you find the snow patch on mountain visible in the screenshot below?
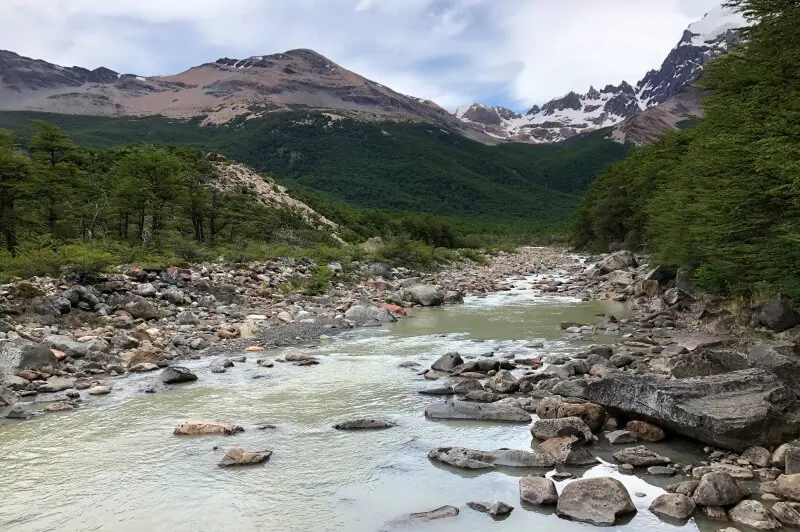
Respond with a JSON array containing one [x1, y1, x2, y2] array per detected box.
[[455, 3, 749, 144]]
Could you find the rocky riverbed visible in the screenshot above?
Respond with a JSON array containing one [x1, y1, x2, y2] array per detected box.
[[3, 247, 800, 531]]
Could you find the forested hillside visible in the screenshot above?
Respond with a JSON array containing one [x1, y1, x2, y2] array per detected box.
[[573, 0, 800, 299], [0, 111, 628, 222]]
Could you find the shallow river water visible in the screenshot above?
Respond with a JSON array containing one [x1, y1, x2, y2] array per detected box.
[[0, 276, 722, 532]]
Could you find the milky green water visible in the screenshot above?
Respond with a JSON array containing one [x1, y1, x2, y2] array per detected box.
[[0, 279, 719, 532]]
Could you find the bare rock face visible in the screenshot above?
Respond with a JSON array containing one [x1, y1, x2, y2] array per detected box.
[[585, 370, 795, 451], [218, 448, 272, 467], [173, 420, 244, 436], [759, 297, 800, 332], [556, 477, 636, 526]]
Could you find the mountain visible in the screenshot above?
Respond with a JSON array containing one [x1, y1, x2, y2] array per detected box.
[[456, 4, 747, 144], [0, 48, 481, 135]]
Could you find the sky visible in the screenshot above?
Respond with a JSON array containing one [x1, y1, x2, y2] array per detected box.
[[1, 0, 723, 111]]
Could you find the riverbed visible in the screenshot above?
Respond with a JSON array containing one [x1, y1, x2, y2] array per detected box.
[[0, 276, 718, 532]]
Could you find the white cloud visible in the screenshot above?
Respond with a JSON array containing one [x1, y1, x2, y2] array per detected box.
[[0, 0, 727, 110]]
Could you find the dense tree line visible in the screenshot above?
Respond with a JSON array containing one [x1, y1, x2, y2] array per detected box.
[[0, 122, 336, 263], [0, 109, 630, 224], [573, 0, 800, 298]]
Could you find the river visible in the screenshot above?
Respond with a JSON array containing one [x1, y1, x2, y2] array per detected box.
[[0, 276, 719, 532]]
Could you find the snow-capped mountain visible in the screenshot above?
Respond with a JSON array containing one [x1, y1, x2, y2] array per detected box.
[[456, 4, 748, 144]]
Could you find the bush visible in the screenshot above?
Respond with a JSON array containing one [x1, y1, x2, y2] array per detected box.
[[303, 265, 333, 295]]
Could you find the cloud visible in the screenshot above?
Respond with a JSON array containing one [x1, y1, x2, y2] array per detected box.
[[0, 0, 727, 110]]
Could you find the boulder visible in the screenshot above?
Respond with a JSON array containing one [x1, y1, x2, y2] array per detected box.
[[667, 480, 700, 497], [218, 448, 272, 468], [486, 370, 518, 393], [402, 284, 445, 307], [175, 311, 201, 326], [585, 370, 794, 451], [18, 346, 58, 370], [531, 417, 592, 442], [431, 352, 463, 373], [556, 477, 636, 526], [0, 386, 19, 407], [747, 342, 800, 394], [283, 349, 316, 362], [775, 474, 800, 501], [136, 283, 157, 297], [123, 295, 160, 320], [129, 363, 159, 373], [344, 304, 397, 325], [729, 500, 780, 530], [160, 367, 198, 384], [612, 446, 672, 467], [363, 262, 392, 280], [519, 475, 558, 505], [173, 420, 244, 436], [39, 376, 75, 393], [537, 437, 598, 466], [127, 347, 164, 367], [759, 297, 800, 332], [388, 506, 459, 527], [428, 447, 554, 469], [424, 399, 530, 423], [649, 493, 696, 521], [551, 379, 587, 398], [451, 379, 483, 394], [556, 403, 606, 432], [626, 420, 665, 442], [597, 251, 637, 274], [333, 419, 395, 430], [772, 502, 800, 526], [692, 472, 745, 506], [536, 396, 563, 419], [466, 501, 513, 517], [42, 335, 92, 358], [606, 430, 637, 445], [88, 386, 110, 395], [741, 446, 772, 468], [786, 447, 800, 475]]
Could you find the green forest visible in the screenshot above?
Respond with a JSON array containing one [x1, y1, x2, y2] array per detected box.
[[0, 111, 628, 222], [573, 0, 800, 299]]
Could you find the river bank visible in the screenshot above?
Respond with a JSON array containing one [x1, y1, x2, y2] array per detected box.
[[3, 247, 800, 530]]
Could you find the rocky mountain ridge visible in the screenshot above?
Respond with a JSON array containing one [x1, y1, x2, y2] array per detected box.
[[456, 4, 747, 144], [0, 48, 472, 134]]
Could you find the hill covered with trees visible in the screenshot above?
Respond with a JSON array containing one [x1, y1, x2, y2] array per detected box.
[[0, 111, 629, 223], [573, 0, 800, 299]]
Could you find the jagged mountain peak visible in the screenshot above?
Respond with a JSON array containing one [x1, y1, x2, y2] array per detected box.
[[455, 2, 749, 144]]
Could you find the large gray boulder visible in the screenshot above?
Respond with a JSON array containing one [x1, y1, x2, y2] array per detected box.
[[42, 334, 91, 358], [344, 304, 397, 325], [519, 476, 558, 505], [486, 370, 518, 393], [692, 472, 745, 506], [431, 352, 463, 372], [402, 284, 445, 307], [556, 477, 636, 526], [424, 399, 530, 423], [161, 367, 198, 384], [585, 369, 795, 451], [649, 493, 696, 521], [729, 500, 780, 530], [18, 346, 58, 370], [123, 295, 160, 320], [596, 251, 637, 274], [759, 297, 800, 332]]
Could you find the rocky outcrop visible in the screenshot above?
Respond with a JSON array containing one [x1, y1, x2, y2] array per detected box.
[[556, 477, 636, 526], [585, 369, 795, 451]]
